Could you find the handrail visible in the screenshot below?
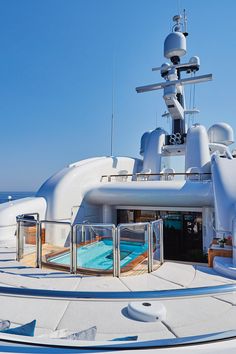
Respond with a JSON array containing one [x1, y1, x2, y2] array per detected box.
[[40, 220, 71, 225], [101, 172, 212, 182], [102, 172, 212, 177], [0, 283, 235, 300], [117, 221, 151, 228]]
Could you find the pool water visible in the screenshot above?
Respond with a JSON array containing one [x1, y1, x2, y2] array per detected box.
[[49, 239, 147, 270]]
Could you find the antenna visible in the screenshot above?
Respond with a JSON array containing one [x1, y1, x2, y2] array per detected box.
[[110, 56, 115, 156], [183, 9, 188, 36], [136, 12, 212, 139]]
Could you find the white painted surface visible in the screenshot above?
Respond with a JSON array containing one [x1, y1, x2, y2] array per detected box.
[[128, 301, 166, 322], [185, 124, 211, 174], [212, 155, 236, 235], [85, 180, 213, 207], [142, 128, 167, 180], [0, 197, 47, 242], [36, 156, 141, 221]]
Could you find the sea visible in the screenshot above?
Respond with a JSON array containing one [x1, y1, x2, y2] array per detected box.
[[0, 192, 35, 204]]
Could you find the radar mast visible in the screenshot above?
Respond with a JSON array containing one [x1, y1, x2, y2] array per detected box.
[[136, 12, 212, 145]]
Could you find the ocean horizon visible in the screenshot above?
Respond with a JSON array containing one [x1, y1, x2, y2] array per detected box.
[[0, 192, 35, 204]]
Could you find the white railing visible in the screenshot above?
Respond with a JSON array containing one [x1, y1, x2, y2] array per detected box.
[[101, 172, 211, 182]]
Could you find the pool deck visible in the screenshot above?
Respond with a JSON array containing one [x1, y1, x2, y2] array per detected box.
[[0, 242, 236, 342], [20, 242, 160, 276]]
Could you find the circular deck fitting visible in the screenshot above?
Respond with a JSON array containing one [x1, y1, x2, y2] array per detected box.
[[127, 301, 166, 322]]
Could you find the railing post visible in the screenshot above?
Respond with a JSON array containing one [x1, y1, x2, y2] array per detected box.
[[70, 225, 75, 274], [148, 223, 153, 273], [112, 226, 117, 277], [35, 221, 42, 268], [116, 226, 121, 277], [16, 220, 22, 261], [69, 224, 77, 274], [159, 219, 164, 265], [232, 217, 236, 266], [73, 225, 77, 274], [81, 224, 85, 243]]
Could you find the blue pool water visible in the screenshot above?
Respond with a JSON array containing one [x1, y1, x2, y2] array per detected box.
[[49, 239, 148, 270]]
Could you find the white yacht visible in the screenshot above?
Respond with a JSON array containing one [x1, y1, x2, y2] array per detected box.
[[0, 12, 236, 353]]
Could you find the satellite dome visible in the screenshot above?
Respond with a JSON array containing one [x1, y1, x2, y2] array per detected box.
[[208, 123, 234, 146], [164, 31, 186, 59]]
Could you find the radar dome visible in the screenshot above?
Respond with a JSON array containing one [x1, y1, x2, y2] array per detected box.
[[164, 32, 186, 59], [208, 123, 234, 146]]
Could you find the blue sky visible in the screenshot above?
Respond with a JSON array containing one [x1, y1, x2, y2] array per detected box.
[[0, 0, 235, 191]]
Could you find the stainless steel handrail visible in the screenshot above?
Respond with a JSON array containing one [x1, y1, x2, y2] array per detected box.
[[40, 220, 71, 225], [102, 172, 212, 182]]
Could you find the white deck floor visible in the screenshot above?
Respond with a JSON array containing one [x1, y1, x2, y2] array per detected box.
[[0, 244, 236, 341]]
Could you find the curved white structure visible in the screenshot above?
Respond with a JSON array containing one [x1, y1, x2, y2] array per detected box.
[[0, 197, 46, 244], [85, 180, 213, 207]]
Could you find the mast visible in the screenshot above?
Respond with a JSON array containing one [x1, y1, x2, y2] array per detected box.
[[136, 12, 212, 145]]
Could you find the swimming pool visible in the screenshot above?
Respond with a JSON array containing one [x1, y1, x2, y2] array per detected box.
[[48, 239, 148, 271]]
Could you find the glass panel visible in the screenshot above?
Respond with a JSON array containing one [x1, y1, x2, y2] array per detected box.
[[152, 220, 163, 266], [74, 224, 115, 275], [42, 222, 71, 270], [118, 223, 149, 275], [18, 218, 37, 266]]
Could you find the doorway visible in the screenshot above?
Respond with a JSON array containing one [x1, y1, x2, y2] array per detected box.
[[117, 209, 205, 262]]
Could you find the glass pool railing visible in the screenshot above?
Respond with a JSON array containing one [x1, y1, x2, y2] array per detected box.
[[16, 217, 163, 277]]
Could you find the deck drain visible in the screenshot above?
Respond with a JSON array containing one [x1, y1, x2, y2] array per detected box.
[[127, 301, 166, 322]]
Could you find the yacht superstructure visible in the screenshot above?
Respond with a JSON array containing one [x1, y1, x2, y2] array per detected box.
[[0, 12, 236, 353]]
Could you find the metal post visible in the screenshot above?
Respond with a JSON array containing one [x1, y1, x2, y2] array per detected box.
[[112, 226, 117, 277], [116, 227, 121, 277], [148, 223, 153, 273], [159, 220, 164, 264], [232, 217, 236, 266], [90, 228, 92, 243], [73, 225, 77, 274], [35, 221, 42, 268], [16, 220, 21, 261], [82, 224, 85, 243], [70, 225, 75, 274]]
